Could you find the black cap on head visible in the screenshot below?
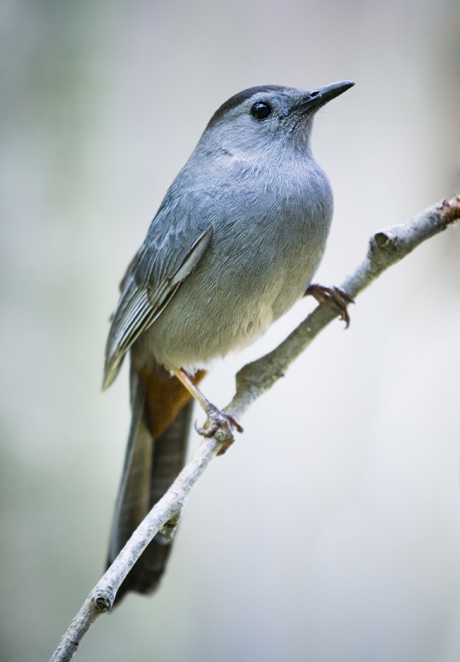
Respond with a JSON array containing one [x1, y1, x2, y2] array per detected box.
[[207, 85, 291, 129]]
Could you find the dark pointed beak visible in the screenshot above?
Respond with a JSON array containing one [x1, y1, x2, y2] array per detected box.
[[291, 80, 355, 114]]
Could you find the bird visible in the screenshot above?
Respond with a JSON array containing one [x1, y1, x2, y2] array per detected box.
[[103, 80, 354, 603]]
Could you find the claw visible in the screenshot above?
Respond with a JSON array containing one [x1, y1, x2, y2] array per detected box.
[[173, 367, 243, 454], [304, 283, 354, 328], [197, 404, 243, 454]]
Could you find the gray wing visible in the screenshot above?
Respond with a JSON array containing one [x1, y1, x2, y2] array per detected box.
[[103, 194, 213, 389]]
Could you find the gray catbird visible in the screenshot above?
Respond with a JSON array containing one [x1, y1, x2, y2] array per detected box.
[[104, 81, 354, 602]]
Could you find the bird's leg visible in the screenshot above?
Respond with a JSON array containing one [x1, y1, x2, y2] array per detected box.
[[304, 283, 354, 327], [173, 368, 243, 453]]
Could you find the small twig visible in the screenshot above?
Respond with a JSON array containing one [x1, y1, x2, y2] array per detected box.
[[50, 195, 459, 662]]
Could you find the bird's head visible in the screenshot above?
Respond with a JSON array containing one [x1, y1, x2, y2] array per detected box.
[[197, 81, 354, 159]]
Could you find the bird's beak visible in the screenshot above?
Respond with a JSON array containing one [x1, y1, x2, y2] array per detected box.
[[291, 80, 355, 114]]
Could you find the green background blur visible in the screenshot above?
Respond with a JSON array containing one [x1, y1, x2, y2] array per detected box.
[[1, 1, 459, 660]]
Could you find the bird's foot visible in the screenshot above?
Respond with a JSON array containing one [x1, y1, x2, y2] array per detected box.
[[197, 404, 243, 455], [304, 283, 354, 328]]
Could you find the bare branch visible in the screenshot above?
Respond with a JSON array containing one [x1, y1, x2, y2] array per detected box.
[[50, 195, 460, 662]]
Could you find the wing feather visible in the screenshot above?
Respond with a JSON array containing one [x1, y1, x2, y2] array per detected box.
[[103, 195, 213, 389]]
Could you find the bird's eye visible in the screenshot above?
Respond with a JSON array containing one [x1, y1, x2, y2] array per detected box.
[[250, 102, 272, 120]]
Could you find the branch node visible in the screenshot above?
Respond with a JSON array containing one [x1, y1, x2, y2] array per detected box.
[[214, 428, 228, 443], [159, 510, 182, 541], [91, 590, 114, 613], [437, 196, 460, 227], [373, 231, 397, 252]]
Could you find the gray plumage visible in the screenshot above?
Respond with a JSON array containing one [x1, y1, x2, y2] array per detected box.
[[108, 366, 193, 602], [104, 81, 354, 601]]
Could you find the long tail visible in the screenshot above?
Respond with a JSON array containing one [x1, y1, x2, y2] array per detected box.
[[107, 361, 203, 605]]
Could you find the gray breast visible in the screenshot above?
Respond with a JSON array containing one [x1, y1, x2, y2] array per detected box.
[[134, 156, 333, 372]]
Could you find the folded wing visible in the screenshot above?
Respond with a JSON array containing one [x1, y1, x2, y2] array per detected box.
[[103, 194, 214, 389]]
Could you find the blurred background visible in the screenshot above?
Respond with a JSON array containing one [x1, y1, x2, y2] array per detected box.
[[1, 0, 459, 660]]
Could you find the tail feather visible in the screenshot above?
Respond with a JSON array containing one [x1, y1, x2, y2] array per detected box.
[[107, 363, 195, 605], [107, 370, 151, 563]]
